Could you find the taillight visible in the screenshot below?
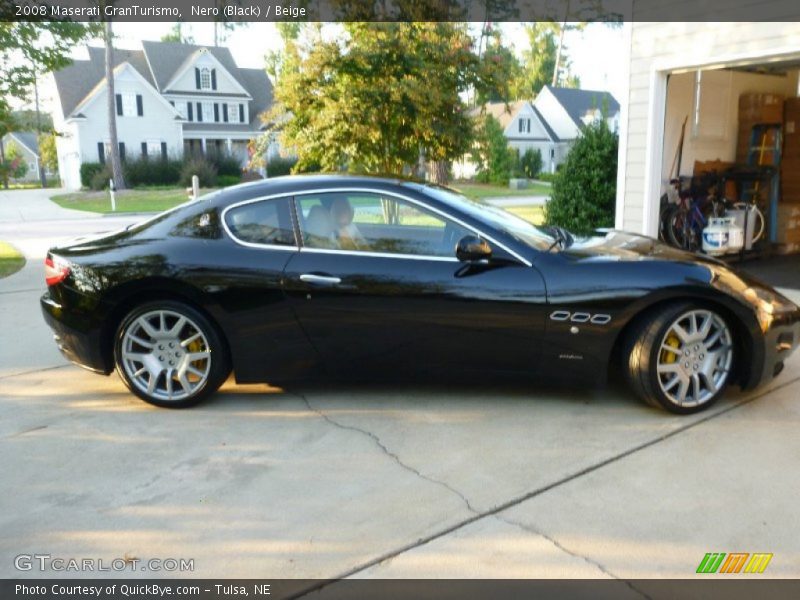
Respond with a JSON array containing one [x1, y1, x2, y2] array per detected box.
[[44, 255, 70, 286]]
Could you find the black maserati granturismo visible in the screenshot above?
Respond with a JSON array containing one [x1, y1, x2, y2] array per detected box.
[[41, 175, 800, 413]]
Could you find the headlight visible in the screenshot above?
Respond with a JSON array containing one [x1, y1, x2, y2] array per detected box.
[[743, 286, 799, 332]]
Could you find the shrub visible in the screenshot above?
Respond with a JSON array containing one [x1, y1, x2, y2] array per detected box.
[[207, 152, 242, 177], [180, 157, 217, 187], [545, 119, 618, 235], [80, 162, 105, 188], [217, 174, 241, 187], [520, 148, 543, 179], [267, 156, 298, 177], [537, 172, 557, 183], [89, 165, 113, 190], [124, 157, 182, 187]]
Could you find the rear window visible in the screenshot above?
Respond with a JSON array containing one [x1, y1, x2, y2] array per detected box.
[[224, 198, 296, 246]]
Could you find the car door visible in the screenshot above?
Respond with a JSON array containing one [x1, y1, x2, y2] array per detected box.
[[281, 190, 548, 378]]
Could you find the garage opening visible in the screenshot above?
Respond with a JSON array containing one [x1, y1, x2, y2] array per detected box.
[[658, 57, 800, 264]]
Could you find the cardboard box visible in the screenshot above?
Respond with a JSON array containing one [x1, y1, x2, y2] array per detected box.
[[777, 228, 800, 244], [739, 93, 784, 124], [777, 202, 800, 220], [774, 242, 800, 255]]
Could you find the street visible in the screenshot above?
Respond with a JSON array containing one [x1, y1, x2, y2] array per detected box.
[[1, 188, 799, 586]]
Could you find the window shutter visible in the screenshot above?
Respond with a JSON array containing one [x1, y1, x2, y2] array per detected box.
[[214, 103, 219, 122], [195, 68, 201, 89], [169, 100, 174, 106], [161, 142, 168, 159], [141, 142, 148, 157], [211, 69, 217, 90], [239, 104, 244, 123], [187, 102, 193, 121], [197, 102, 203, 122], [136, 94, 143, 116], [222, 104, 228, 122], [98, 142, 105, 164], [119, 142, 126, 162], [115, 94, 123, 116]]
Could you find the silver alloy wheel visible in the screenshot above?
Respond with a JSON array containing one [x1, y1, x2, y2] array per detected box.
[[656, 309, 733, 407], [120, 309, 212, 402]]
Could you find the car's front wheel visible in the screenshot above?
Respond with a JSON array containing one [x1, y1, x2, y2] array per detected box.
[[114, 301, 230, 408], [625, 303, 734, 414]]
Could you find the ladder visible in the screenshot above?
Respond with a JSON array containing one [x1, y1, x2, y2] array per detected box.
[[742, 124, 781, 242]]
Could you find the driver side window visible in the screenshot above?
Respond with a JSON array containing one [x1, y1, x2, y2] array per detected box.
[[297, 192, 470, 258]]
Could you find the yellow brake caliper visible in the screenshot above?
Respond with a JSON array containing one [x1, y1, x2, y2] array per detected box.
[[661, 334, 681, 364]]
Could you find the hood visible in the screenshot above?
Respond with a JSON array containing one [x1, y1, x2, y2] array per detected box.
[[561, 230, 726, 267]]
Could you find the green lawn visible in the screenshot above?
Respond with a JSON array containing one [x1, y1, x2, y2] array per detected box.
[[504, 205, 546, 225], [50, 188, 217, 214], [0, 241, 26, 279], [451, 181, 551, 200]]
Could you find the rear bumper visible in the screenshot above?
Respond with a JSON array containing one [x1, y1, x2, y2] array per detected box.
[[743, 313, 800, 390], [40, 292, 111, 375]]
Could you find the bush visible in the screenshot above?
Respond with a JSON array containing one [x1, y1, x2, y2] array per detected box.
[[89, 165, 113, 190], [267, 156, 298, 177], [545, 119, 618, 235], [520, 148, 543, 179], [80, 162, 105, 188], [217, 174, 241, 187], [180, 157, 217, 187], [207, 152, 242, 178], [124, 157, 182, 187]]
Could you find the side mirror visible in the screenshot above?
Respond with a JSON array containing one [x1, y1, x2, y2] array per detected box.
[[456, 235, 492, 262]]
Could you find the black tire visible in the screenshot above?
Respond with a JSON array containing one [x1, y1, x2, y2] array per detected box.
[[113, 300, 231, 408], [623, 302, 734, 414]]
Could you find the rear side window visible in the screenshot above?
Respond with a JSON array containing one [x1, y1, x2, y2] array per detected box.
[[224, 198, 296, 246]]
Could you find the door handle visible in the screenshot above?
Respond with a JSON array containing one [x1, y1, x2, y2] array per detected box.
[[300, 273, 342, 286]]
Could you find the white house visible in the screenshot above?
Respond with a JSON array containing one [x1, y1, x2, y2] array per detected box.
[[52, 41, 273, 190], [616, 13, 800, 239], [455, 86, 620, 179]]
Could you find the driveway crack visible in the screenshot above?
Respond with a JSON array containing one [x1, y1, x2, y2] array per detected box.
[[495, 514, 652, 599], [296, 391, 479, 514]]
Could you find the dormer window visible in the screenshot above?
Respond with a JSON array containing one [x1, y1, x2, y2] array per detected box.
[[199, 68, 212, 90]]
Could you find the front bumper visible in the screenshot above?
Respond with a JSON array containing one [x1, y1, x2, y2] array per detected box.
[[743, 311, 800, 390], [41, 292, 111, 375]]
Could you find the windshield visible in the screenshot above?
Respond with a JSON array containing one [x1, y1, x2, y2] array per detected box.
[[418, 185, 556, 251]]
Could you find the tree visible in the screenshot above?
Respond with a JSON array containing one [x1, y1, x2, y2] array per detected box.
[[545, 117, 618, 235], [471, 114, 516, 185], [212, 1, 247, 46], [520, 148, 543, 178], [39, 133, 59, 174], [265, 23, 497, 181], [475, 28, 522, 105], [0, 22, 96, 114], [161, 23, 194, 44], [0, 105, 18, 189], [104, 20, 125, 190]]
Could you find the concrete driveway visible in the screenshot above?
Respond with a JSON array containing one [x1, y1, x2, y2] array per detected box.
[[1, 188, 799, 587]]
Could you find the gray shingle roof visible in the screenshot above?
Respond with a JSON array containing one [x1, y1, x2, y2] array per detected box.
[[8, 131, 39, 155], [530, 105, 560, 142], [544, 85, 620, 129], [237, 68, 273, 129], [140, 40, 243, 91]]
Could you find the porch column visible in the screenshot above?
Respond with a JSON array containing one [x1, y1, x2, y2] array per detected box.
[[225, 138, 232, 153], [200, 138, 207, 154]]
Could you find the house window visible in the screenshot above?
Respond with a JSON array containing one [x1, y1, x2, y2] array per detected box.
[[122, 93, 137, 117], [518, 118, 531, 133], [175, 101, 188, 119], [199, 68, 212, 90], [202, 101, 215, 123], [146, 140, 162, 156], [228, 102, 240, 123]]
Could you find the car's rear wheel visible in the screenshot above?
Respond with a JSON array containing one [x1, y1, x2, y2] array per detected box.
[[625, 303, 734, 414], [114, 301, 230, 408]]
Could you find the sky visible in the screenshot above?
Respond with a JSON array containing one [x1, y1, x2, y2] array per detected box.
[[22, 21, 628, 114]]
